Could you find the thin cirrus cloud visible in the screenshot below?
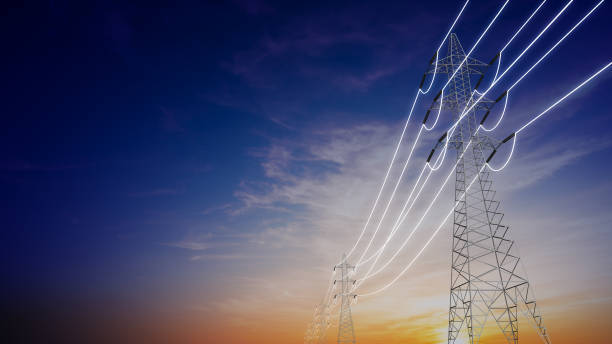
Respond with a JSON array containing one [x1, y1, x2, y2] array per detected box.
[[190, 254, 251, 261], [494, 135, 610, 191], [201, 110, 610, 332], [233, 116, 605, 240], [172, 4, 612, 339], [163, 240, 215, 251]]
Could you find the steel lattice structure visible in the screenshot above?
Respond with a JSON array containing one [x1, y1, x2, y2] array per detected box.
[[335, 254, 357, 344], [305, 0, 612, 339], [304, 293, 333, 343], [428, 33, 550, 344]]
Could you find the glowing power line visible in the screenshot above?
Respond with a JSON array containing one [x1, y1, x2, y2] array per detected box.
[[354, 0, 602, 290], [487, 61, 612, 171], [358, 164, 485, 297], [358, 60, 612, 297], [353, 0, 573, 273], [342, 0, 470, 263], [352, 0, 508, 267], [517, 61, 612, 134], [430, 0, 575, 172]]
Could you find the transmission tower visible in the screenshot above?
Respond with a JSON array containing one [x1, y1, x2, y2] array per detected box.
[[315, 301, 331, 344], [334, 254, 357, 344], [427, 33, 550, 344]]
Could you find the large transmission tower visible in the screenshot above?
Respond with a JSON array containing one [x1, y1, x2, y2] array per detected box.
[[335, 254, 357, 344], [428, 33, 551, 344]]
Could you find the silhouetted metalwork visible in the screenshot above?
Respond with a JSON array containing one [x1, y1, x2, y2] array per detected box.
[[335, 254, 357, 344], [429, 33, 550, 344]]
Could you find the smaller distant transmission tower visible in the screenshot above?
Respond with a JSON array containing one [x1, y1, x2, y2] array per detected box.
[[315, 302, 330, 344], [335, 254, 357, 344]]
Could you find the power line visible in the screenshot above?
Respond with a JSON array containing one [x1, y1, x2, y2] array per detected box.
[[517, 60, 611, 134], [352, 0, 554, 272], [356, 56, 612, 298], [487, 60, 612, 172], [507, 0, 604, 92], [308, 1, 608, 343], [351, 0, 583, 285], [357, 163, 485, 297], [352, 0, 508, 268], [429, 0, 574, 173], [486, 0, 548, 86], [342, 0, 471, 263]]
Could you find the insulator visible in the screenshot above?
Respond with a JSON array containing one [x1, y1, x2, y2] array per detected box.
[[438, 131, 448, 142], [495, 90, 508, 102], [419, 52, 438, 89], [429, 51, 438, 65], [488, 131, 514, 164], [488, 51, 501, 65], [427, 149, 436, 162], [474, 74, 485, 89], [473, 52, 501, 90], [486, 149, 497, 163], [419, 73, 427, 89], [422, 109, 431, 124], [433, 90, 442, 102], [502, 132, 515, 143], [480, 110, 491, 125]]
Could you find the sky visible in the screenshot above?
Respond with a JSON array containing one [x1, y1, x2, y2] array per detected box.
[[2, 0, 612, 343]]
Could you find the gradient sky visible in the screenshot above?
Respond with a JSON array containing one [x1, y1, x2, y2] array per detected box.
[[2, 1, 612, 343]]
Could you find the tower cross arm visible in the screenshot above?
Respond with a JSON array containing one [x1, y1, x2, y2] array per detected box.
[[334, 278, 357, 283], [476, 133, 501, 151], [334, 263, 356, 270], [429, 93, 495, 112], [427, 56, 489, 75]]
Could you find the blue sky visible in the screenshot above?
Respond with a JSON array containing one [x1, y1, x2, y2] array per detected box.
[[2, 1, 612, 343]]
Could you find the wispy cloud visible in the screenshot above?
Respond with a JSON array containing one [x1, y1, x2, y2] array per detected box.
[[190, 253, 251, 261], [163, 232, 251, 263], [163, 240, 214, 251], [201, 203, 233, 215], [495, 136, 611, 191], [216, 109, 611, 331]]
